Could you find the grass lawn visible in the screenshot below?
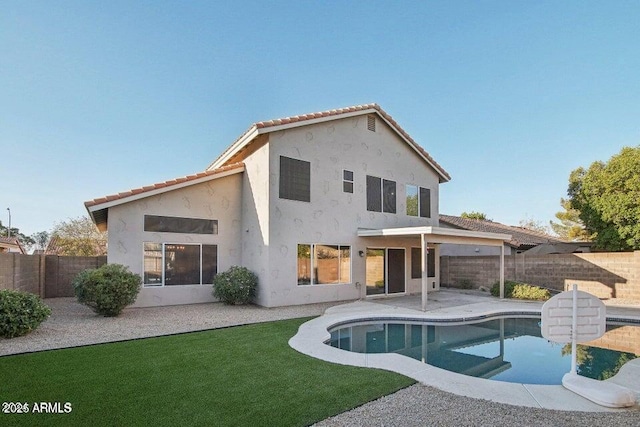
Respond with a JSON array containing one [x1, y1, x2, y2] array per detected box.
[[1, 317, 414, 426]]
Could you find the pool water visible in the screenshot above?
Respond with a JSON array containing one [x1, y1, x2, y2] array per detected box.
[[327, 317, 638, 384]]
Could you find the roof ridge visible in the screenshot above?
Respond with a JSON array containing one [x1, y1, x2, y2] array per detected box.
[[208, 103, 451, 182]]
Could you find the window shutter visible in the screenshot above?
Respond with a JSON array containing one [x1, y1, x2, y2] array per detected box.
[[419, 187, 431, 218], [366, 175, 382, 212]]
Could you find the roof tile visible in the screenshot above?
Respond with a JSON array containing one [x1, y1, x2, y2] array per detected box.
[[210, 103, 450, 181], [85, 162, 244, 208], [439, 214, 565, 248]]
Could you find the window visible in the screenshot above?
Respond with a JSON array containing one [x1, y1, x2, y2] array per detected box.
[[143, 243, 162, 285], [343, 170, 354, 193], [406, 185, 418, 216], [298, 244, 351, 285], [144, 215, 218, 234], [367, 175, 396, 213], [143, 243, 217, 286], [411, 247, 435, 279], [279, 156, 310, 202], [406, 185, 431, 218]]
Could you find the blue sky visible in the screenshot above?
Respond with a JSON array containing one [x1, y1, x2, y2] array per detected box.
[[1, 1, 639, 236]]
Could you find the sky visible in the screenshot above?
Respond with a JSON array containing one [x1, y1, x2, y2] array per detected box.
[[1, 1, 639, 237]]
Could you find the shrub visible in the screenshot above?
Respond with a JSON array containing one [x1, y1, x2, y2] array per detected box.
[[457, 279, 473, 289], [0, 290, 51, 338], [73, 264, 141, 317], [490, 280, 551, 301], [212, 266, 258, 305]]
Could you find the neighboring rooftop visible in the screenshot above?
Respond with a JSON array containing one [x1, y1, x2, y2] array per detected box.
[[0, 236, 26, 254], [439, 214, 565, 250]]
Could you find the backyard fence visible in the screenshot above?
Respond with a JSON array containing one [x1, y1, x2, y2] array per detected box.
[[440, 251, 640, 300], [0, 254, 107, 298]]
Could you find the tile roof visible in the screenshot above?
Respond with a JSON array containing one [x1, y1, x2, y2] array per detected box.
[[439, 214, 565, 249], [210, 103, 451, 182], [84, 162, 245, 208], [0, 236, 26, 253]]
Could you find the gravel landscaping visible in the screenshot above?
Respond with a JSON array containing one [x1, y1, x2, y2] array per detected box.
[[2, 297, 638, 426], [316, 384, 640, 427], [0, 297, 339, 356]]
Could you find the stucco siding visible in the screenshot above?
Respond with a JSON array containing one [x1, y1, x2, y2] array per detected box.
[[240, 142, 272, 306], [107, 173, 243, 307], [264, 115, 442, 306]]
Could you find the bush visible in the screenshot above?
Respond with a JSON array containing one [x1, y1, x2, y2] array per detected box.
[[73, 264, 141, 317], [0, 290, 51, 338], [490, 280, 551, 301], [457, 279, 473, 289], [212, 266, 258, 305]]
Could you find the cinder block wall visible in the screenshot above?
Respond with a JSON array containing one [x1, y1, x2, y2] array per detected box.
[[45, 256, 107, 297], [0, 254, 44, 296], [0, 254, 106, 298], [441, 251, 640, 300]]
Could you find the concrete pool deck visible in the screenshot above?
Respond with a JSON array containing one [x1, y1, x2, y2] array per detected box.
[[289, 290, 640, 413]]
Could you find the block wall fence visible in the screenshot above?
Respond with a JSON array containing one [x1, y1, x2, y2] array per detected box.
[[440, 251, 640, 300], [2, 252, 639, 301], [0, 254, 107, 298]]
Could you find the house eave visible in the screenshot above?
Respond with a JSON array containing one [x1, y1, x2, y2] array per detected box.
[[85, 165, 245, 231], [357, 226, 511, 247]]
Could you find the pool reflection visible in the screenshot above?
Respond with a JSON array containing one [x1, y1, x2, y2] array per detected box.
[[328, 318, 638, 384]]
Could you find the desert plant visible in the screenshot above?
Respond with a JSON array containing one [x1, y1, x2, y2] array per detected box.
[[0, 290, 51, 338], [212, 266, 258, 305], [490, 280, 551, 301], [73, 264, 141, 316]]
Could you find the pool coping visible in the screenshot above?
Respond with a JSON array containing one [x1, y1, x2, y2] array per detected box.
[[288, 299, 640, 413]]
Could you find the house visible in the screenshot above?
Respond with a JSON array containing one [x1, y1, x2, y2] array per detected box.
[[0, 236, 26, 254], [439, 214, 568, 256], [86, 104, 511, 308]]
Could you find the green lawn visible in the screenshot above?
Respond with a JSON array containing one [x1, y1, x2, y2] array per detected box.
[[1, 317, 414, 426]]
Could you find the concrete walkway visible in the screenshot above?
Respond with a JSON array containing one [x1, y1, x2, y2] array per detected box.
[[290, 290, 640, 413]]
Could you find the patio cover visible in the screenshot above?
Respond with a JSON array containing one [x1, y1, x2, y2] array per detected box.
[[357, 226, 512, 311]]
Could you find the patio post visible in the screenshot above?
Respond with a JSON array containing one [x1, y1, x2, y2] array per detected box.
[[421, 233, 428, 311], [499, 244, 505, 299]]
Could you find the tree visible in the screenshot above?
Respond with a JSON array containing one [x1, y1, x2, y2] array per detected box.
[[518, 216, 551, 235], [460, 211, 490, 220], [50, 216, 107, 256], [31, 231, 50, 252], [550, 198, 592, 241], [567, 146, 640, 251]]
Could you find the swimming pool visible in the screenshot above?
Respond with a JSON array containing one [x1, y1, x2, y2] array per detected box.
[[327, 317, 639, 385]]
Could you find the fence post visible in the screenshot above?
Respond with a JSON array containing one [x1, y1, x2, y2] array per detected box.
[[39, 255, 46, 298]]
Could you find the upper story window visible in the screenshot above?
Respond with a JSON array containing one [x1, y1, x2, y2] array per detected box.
[[343, 170, 354, 193], [367, 175, 396, 213], [144, 215, 218, 234], [406, 185, 431, 218], [279, 156, 310, 202]]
